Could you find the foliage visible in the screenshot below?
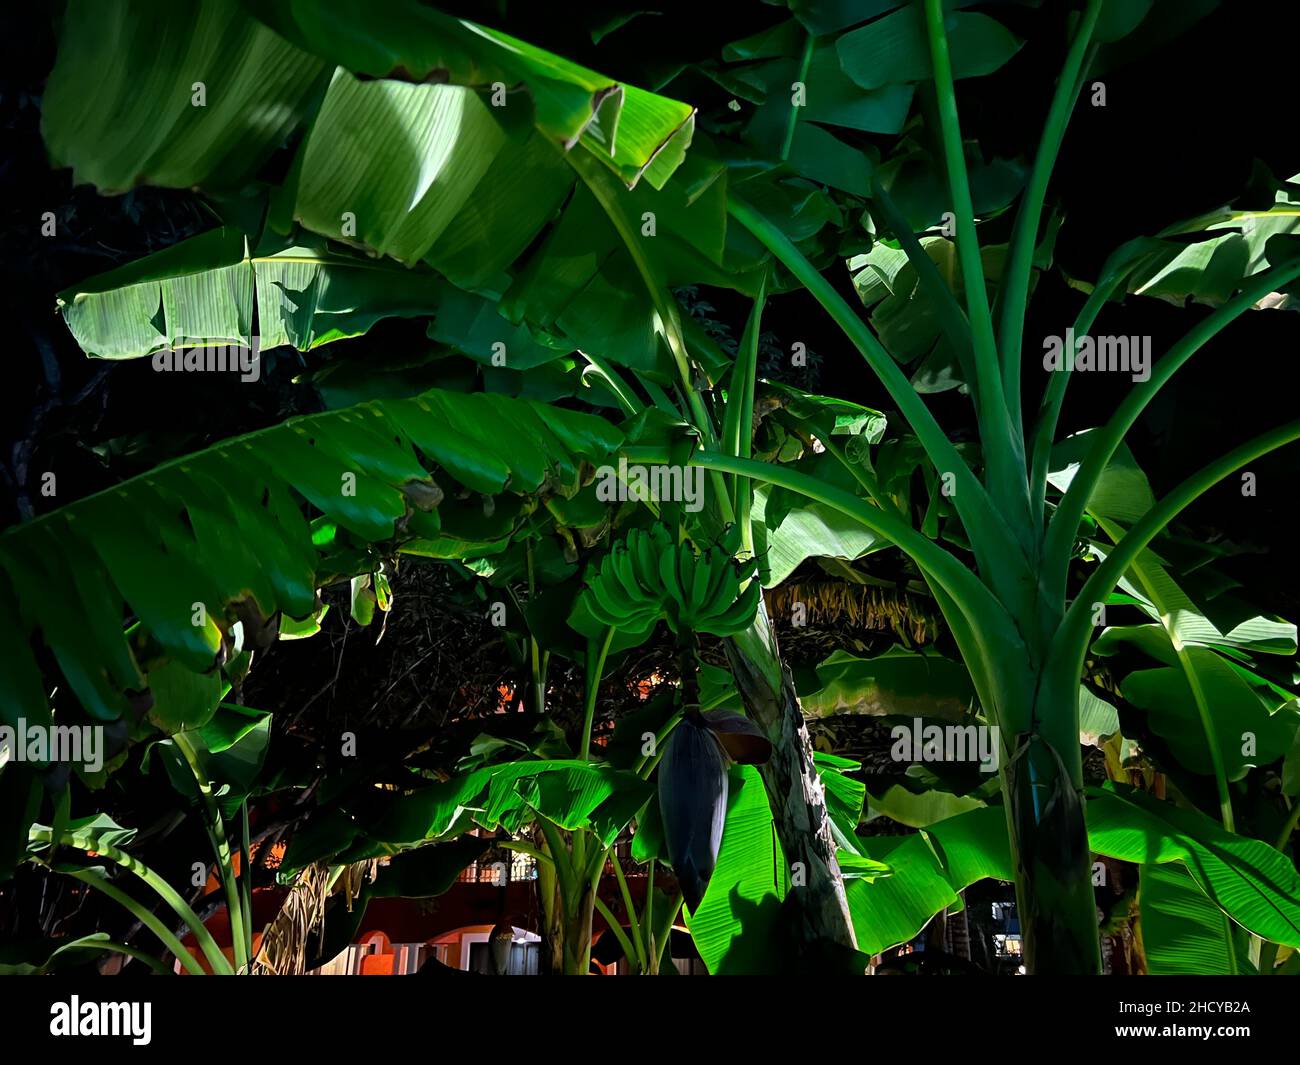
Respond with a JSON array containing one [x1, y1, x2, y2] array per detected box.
[[3, 0, 1298, 979]]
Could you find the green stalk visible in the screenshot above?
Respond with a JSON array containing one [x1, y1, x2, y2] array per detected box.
[[66, 870, 207, 976], [569, 150, 710, 436], [611, 856, 648, 971], [581, 350, 644, 416], [652, 891, 684, 972], [580, 626, 616, 761], [642, 377, 681, 417], [636, 709, 682, 777], [526, 541, 545, 715], [922, 0, 1027, 519], [31, 828, 233, 975], [722, 275, 769, 553], [641, 858, 657, 973], [1093, 518, 1234, 831], [1277, 798, 1300, 851], [1052, 418, 1300, 686], [572, 827, 588, 908], [592, 895, 639, 972], [239, 800, 254, 964], [1046, 260, 1300, 594], [1027, 260, 1132, 521], [727, 193, 1032, 597], [726, 194, 986, 511], [996, 0, 1103, 419], [567, 149, 735, 526], [535, 816, 578, 912], [172, 733, 248, 972], [586, 838, 612, 893]]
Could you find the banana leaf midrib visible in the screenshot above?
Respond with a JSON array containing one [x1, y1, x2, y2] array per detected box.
[[0, 390, 562, 548]]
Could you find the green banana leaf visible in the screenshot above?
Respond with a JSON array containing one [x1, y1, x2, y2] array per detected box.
[[688, 759, 885, 974], [44, 0, 694, 195], [707, 2, 1023, 198], [845, 785, 1300, 958], [282, 759, 652, 873], [43, 0, 714, 376], [143, 658, 229, 734], [42, 0, 331, 193], [752, 486, 884, 588], [43, 0, 776, 387], [1126, 172, 1300, 310], [1118, 651, 1299, 781], [815, 751, 868, 844], [1139, 861, 1254, 975], [0, 389, 621, 723], [1088, 784, 1300, 948], [686, 765, 786, 975], [57, 228, 459, 361], [846, 805, 1012, 956], [800, 647, 976, 719], [240, 0, 696, 190], [866, 784, 986, 828], [286, 69, 574, 280], [836, 7, 1022, 90]]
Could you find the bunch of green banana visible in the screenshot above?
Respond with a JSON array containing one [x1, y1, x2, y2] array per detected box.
[[583, 525, 762, 637], [583, 525, 672, 632], [660, 539, 761, 638]]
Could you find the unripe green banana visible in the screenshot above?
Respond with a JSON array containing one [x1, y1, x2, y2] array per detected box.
[[610, 546, 646, 606], [659, 543, 686, 612], [701, 546, 734, 610], [588, 555, 636, 625], [687, 551, 714, 619], [633, 529, 660, 594], [675, 543, 697, 615], [601, 552, 647, 620], [700, 577, 761, 636]]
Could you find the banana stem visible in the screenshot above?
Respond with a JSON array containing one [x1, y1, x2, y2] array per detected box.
[[581, 627, 616, 760], [173, 732, 248, 973], [676, 631, 700, 719], [526, 541, 545, 715]]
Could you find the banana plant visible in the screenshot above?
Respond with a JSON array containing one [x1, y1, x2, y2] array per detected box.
[[276, 731, 659, 975], [27, 0, 1300, 975], [26, 815, 233, 975], [21, 706, 271, 975], [582, 0, 1300, 972], [620, 1, 1300, 971], [592, 870, 682, 976]]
